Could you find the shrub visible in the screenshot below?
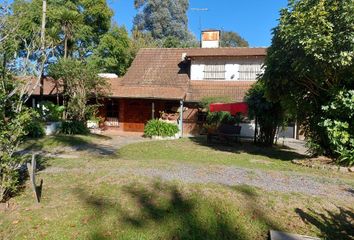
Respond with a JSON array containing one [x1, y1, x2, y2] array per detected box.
[[25, 120, 45, 139], [60, 121, 89, 135], [319, 90, 354, 166], [144, 119, 179, 137], [42, 101, 65, 122], [245, 82, 284, 146], [206, 111, 238, 126]]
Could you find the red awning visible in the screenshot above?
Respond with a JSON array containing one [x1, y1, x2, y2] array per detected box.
[[209, 102, 248, 116]]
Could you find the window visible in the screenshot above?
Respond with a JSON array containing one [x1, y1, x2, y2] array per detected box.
[[106, 100, 119, 118], [203, 64, 225, 80], [238, 64, 262, 80]]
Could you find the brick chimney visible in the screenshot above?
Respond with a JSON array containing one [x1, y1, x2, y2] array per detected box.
[[201, 30, 220, 48]]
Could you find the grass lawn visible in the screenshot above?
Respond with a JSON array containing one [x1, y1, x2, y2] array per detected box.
[[1, 135, 353, 240]]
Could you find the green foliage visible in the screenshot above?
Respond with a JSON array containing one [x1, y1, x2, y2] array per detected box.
[[60, 121, 89, 135], [262, 0, 354, 155], [320, 90, 354, 166], [133, 0, 196, 46], [144, 119, 179, 137], [89, 25, 132, 76], [199, 96, 233, 110], [42, 101, 65, 122], [130, 27, 158, 57], [9, 0, 112, 68], [246, 82, 284, 146], [24, 120, 45, 139], [0, 76, 37, 201], [206, 111, 238, 126], [220, 31, 249, 47], [49, 59, 107, 122]]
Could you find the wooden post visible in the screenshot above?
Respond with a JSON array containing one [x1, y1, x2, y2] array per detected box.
[[27, 154, 42, 203]]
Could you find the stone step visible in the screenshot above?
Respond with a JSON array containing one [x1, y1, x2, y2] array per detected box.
[[270, 230, 321, 240]]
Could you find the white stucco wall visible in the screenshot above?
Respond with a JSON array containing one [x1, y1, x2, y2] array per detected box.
[[239, 123, 295, 139], [190, 58, 264, 81]]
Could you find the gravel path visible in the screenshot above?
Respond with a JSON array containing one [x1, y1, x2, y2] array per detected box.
[[114, 165, 354, 199], [39, 135, 354, 200], [42, 163, 354, 200]]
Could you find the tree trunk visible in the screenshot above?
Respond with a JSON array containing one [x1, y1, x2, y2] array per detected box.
[[64, 36, 68, 59], [39, 0, 46, 107]]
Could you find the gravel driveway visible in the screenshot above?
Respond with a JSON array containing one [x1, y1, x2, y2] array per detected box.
[[112, 164, 354, 199], [41, 134, 354, 200]]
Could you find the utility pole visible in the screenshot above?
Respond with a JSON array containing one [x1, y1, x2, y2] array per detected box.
[[39, 0, 46, 106]]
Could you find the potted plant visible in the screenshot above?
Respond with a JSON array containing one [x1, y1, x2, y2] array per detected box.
[[42, 101, 65, 135]]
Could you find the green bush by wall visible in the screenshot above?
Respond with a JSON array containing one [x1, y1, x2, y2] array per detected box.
[[144, 119, 179, 137]]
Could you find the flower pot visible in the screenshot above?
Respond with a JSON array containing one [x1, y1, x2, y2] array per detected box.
[[45, 122, 62, 135]]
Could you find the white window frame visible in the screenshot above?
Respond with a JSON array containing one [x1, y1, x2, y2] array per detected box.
[[203, 64, 226, 80], [238, 64, 262, 81]]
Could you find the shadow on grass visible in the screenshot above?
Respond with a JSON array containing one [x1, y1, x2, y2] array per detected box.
[[229, 184, 283, 232], [24, 134, 117, 156], [295, 207, 354, 240], [75, 181, 283, 240], [190, 136, 306, 162]]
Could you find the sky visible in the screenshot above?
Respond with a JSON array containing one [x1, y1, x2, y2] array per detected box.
[[108, 0, 289, 47]]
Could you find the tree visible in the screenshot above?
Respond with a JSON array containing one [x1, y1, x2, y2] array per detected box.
[[130, 27, 158, 57], [220, 31, 249, 47], [89, 25, 132, 76], [48, 0, 113, 58], [133, 0, 196, 46], [245, 82, 284, 146], [262, 0, 354, 156], [0, 76, 36, 202], [0, 1, 48, 201], [12, 0, 113, 60], [49, 59, 107, 121]]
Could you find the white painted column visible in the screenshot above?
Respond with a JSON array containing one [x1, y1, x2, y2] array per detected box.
[[152, 102, 155, 119], [179, 100, 184, 138]]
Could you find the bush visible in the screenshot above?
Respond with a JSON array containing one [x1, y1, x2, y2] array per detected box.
[[24, 120, 45, 139], [319, 90, 354, 166], [206, 111, 238, 126], [144, 119, 179, 137], [42, 101, 65, 122], [60, 121, 89, 135]]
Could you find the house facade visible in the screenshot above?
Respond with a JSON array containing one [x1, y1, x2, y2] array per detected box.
[[30, 30, 290, 137], [99, 46, 266, 135]]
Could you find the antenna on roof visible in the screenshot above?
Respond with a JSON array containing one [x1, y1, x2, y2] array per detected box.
[[191, 8, 209, 35]]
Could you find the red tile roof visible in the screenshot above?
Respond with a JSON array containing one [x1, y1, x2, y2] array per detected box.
[[186, 81, 255, 102], [30, 47, 266, 102], [186, 47, 267, 58]]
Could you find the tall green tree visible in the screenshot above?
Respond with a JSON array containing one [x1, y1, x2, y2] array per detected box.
[[49, 59, 107, 121], [130, 27, 158, 57], [220, 31, 249, 47], [262, 0, 354, 157], [133, 0, 196, 46], [0, 2, 41, 201], [12, 0, 113, 60], [89, 25, 132, 76], [245, 82, 284, 146]]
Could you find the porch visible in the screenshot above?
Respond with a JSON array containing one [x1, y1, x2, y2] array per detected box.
[[98, 98, 200, 136]]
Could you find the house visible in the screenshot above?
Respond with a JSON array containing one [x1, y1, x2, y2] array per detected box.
[[29, 30, 283, 137]]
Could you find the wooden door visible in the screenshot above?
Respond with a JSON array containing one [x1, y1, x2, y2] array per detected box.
[[123, 100, 151, 132]]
